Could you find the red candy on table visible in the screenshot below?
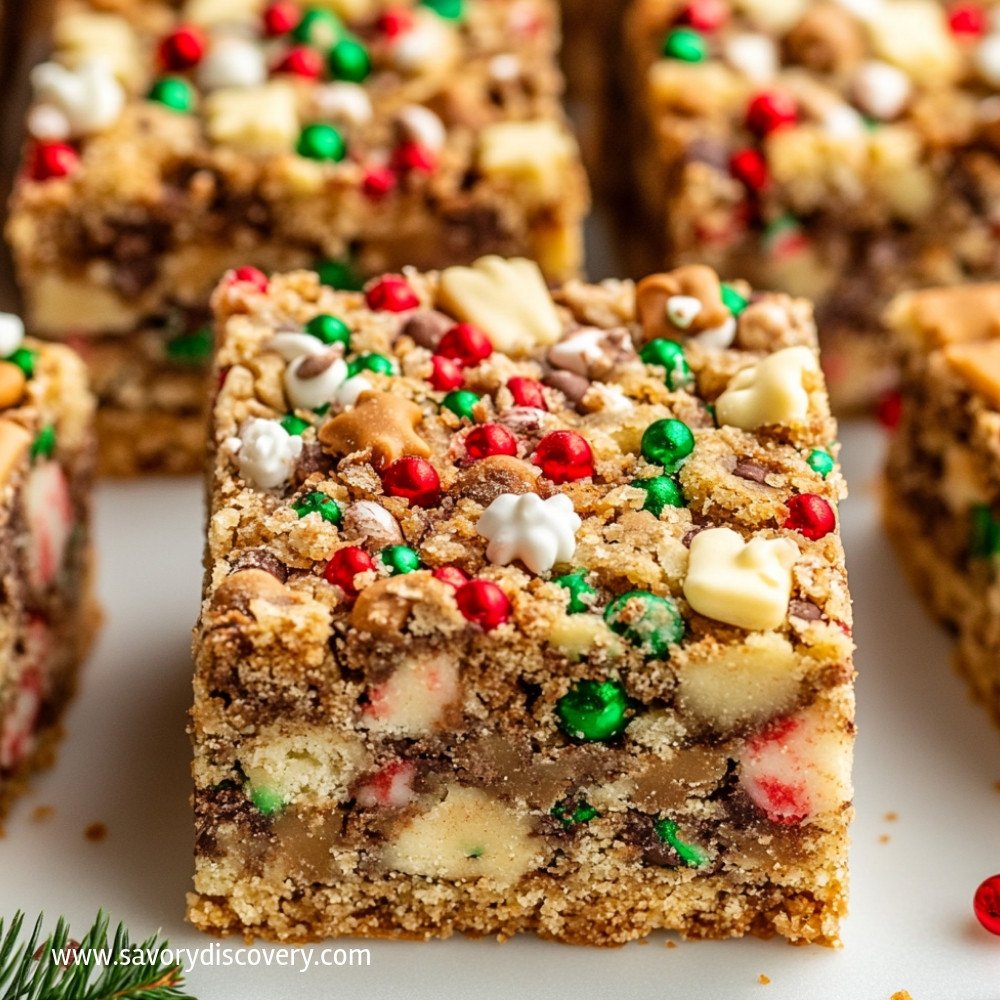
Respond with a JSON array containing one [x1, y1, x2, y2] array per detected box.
[[507, 376, 547, 410], [432, 565, 469, 589], [381, 457, 441, 507], [28, 142, 79, 181], [456, 579, 511, 630], [730, 148, 769, 191], [365, 275, 420, 312], [974, 874, 1000, 935], [784, 494, 836, 540], [533, 430, 594, 484], [324, 546, 375, 597], [429, 355, 464, 391], [274, 45, 324, 78], [158, 25, 206, 70], [436, 323, 493, 367], [263, 1, 301, 35], [228, 266, 269, 292], [746, 92, 797, 135], [464, 424, 518, 461]]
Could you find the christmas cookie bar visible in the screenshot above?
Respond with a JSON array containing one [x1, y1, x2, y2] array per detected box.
[[884, 283, 1000, 733], [6, 0, 587, 476], [620, 0, 1000, 410], [0, 312, 98, 822], [189, 258, 854, 945]]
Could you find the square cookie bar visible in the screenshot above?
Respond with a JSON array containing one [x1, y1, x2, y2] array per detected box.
[[0, 312, 98, 822], [885, 283, 1000, 733], [6, 0, 587, 475], [620, 0, 1000, 410], [189, 258, 854, 945]]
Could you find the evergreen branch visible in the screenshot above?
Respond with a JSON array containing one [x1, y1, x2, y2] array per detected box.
[[0, 911, 195, 1000]]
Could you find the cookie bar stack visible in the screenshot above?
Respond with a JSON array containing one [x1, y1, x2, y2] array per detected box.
[[189, 258, 854, 945], [0, 312, 97, 821], [6, 0, 588, 474], [620, 0, 1000, 409]]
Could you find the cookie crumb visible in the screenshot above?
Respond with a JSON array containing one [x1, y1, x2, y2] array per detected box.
[[879, 834, 891, 844], [993, 780, 1000, 793], [31, 805, 54, 823], [884, 811, 899, 822], [890, 991, 913, 1000], [665, 940, 678, 949], [758, 974, 771, 985], [84, 821, 107, 842]]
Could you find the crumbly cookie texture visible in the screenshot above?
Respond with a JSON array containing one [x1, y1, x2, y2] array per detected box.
[[7, 0, 588, 475], [0, 311, 99, 825], [885, 282, 1000, 734], [619, 0, 1000, 411], [189, 258, 855, 946]]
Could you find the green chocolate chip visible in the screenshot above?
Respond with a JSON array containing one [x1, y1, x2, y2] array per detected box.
[[293, 491, 342, 524], [807, 448, 834, 479], [556, 679, 629, 742], [632, 475, 684, 517], [553, 570, 597, 614], [970, 503, 1000, 557], [604, 590, 684, 659], [6, 348, 35, 380], [654, 817, 708, 868], [249, 785, 284, 816], [640, 418, 695, 472], [720, 283, 749, 315], [551, 798, 599, 828], [280, 413, 311, 436]]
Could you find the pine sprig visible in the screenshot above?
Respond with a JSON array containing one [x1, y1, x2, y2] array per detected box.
[[0, 910, 195, 1000]]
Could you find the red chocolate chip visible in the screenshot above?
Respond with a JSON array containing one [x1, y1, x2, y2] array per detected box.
[[784, 493, 836, 540], [507, 377, 547, 410]]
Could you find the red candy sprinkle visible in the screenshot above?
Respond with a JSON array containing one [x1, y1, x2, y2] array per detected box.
[[876, 388, 902, 430], [28, 142, 79, 181], [746, 91, 798, 135], [784, 493, 836, 540], [390, 140, 438, 175], [228, 266, 269, 292], [974, 874, 1000, 935], [730, 147, 769, 191], [158, 25, 206, 70], [679, 0, 728, 31], [464, 423, 517, 461], [436, 323, 493, 367], [263, 1, 302, 35], [456, 579, 511, 630], [274, 45, 324, 78], [432, 565, 469, 589], [376, 7, 416, 37], [949, 3, 987, 35], [324, 546, 375, 597], [507, 376, 547, 410], [365, 275, 420, 312], [362, 164, 398, 200], [428, 355, 464, 391], [533, 430, 594, 484], [381, 457, 441, 507]]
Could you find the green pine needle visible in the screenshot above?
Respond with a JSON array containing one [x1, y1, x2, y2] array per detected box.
[[0, 910, 194, 1000]]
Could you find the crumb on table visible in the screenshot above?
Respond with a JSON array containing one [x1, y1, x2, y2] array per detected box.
[[84, 821, 107, 842]]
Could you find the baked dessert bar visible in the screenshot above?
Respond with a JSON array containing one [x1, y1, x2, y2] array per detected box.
[[6, 0, 587, 475], [0, 311, 98, 823], [885, 283, 1000, 733], [620, 0, 1000, 410], [189, 257, 854, 944]]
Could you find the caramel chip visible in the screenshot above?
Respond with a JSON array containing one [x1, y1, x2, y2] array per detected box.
[[635, 266, 731, 344], [212, 568, 293, 614], [0, 418, 31, 487], [0, 361, 27, 411], [890, 285, 1000, 346], [943, 339, 1000, 409], [319, 392, 431, 467]]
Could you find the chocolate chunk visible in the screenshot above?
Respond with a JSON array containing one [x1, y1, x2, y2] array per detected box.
[[733, 460, 771, 485], [685, 136, 730, 172], [544, 370, 590, 410], [297, 350, 341, 379], [788, 599, 823, 621], [401, 310, 454, 350], [230, 548, 287, 582], [455, 455, 540, 506], [682, 525, 705, 548]]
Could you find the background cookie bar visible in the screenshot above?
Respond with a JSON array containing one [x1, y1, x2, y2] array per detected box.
[[885, 284, 1000, 734], [6, 0, 588, 475], [620, 0, 1000, 410], [0, 312, 98, 823], [189, 258, 854, 945]]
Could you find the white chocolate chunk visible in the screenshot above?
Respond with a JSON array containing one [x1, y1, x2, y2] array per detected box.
[[355, 761, 417, 808], [334, 375, 372, 409], [548, 614, 622, 662], [438, 256, 562, 356], [692, 316, 737, 351], [182, 0, 259, 26], [683, 527, 798, 631], [25, 463, 73, 592], [976, 35, 1000, 87], [384, 785, 539, 884], [205, 82, 298, 152], [26, 274, 137, 335], [313, 82, 373, 126], [396, 104, 446, 152], [941, 445, 992, 514], [54, 12, 142, 89], [723, 32, 778, 83], [30, 59, 124, 138], [228, 418, 302, 489], [477, 493, 580, 575], [852, 60, 911, 120], [734, 0, 807, 32], [197, 35, 267, 91], [0, 314, 25, 357], [284, 353, 348, 411], [478, 121, 576, 205], [715, 346, 818, 430], [865, 0, 961, 86], [363, 654, 459, 736], [390, 13, 458, 74]]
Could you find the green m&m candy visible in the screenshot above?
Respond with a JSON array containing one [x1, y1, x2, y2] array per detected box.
[[632, 475, 684, 516], [6, 347, 35, 379], [422, 0, 465, 18], [328, 37, 371, 83], [297, 123, 347, 162], [640, 418, 695, 472], [556, 679, 629, 742], [316, 258, 362, 291], [148, 76, 195, 112], [550, 797, 599, 828], [381, 544, 421, 575], [720, 282, 749, 315], [442, 389, 479, 420], [639, 339, 693, 391], [31, 425, 56, 461], [970, 503, 1000, 557], [293, 490, 342, 525], [249, 784, 284, 816], [293, 8, 342, 47], [348, 352, 395, 377], [604, 590, 684, 659], [553, 570, 596, 614], [167, 327, 213, 364], [807, 448, 834, 479], [281, 413, 311, 437], [305, 314, 351, 348], [654, 817, 708, 868], [662, 27, 707, 62]]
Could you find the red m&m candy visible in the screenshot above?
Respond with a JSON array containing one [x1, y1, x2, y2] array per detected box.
[[746, 91, 797, 135], [432, 565, 469, 589], [365, 275, 420, 312], [456, 579, 511, 630], [533, 430, 594, 484], [464, 424, 517, 461], [158, 25, 206, 70], [228, 266, 269, 293], [28, 142, 79, 181], [507, 376, 547, 410], [381, 457, 441, 507], [784, 493, 836, 540], [324, 546, 375, 597], [429, 354, 463, 391], [436, 323, 493, 367], [974, 874, 1000, 935]]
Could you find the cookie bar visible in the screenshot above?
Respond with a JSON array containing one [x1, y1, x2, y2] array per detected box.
[[884, 283, 1000, 733], [620, 0, 1000, 410], [0, 312, 98, 823], [189, 258, 854, 945], [6, 0, 588, 475]]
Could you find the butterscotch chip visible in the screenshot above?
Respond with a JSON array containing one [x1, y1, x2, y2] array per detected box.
[[890, 285, 1000, 346], [943, 340, 1000, 408], [319, 392, 431, 467], [212, 568, 292, 613], [635, 267, 730, 344], [0, 419, 32, 486], [0, 362, 27, 411]]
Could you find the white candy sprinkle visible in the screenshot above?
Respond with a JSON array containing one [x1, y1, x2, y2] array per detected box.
[[723, 33, 778, 84], [230, 418, 302, 490], [477, 492, 580, 575], [852, 60, 912, 121], [285, 353, 349, 410], [197, 35, 267, 91], [0, 314, 25, 357], [665, 295, 703, 330], [313, 82, 373, 126], [30, 58, 124, 138], [395, 104, 446, 152]]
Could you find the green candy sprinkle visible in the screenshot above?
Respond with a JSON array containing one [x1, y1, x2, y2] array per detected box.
[[381, 544, 421, 575], [249, 785, 284, 816], [553, 570, 596, 614], [292, 8, 342, 47], [328, 37, 371, 82], [297, 123, 347, 162], [632, 475, 684, 517], [807, 448, 834, 479], [348, 352, 394, 377], [466, 846, 484, 858], [316, 258, 362, 291], [293, 490, 342, 524], [31, 425, 56, 461], [551, 797, 599, 828], [970, 503, 1000, 557], [556, 679, 629, 742], [6, 348, 35, 379], [639, 338, 694, 391], [280, 413, 311, 436], [421, 0, 465, 18], [654, 817, 708, 868], [166, 327, 213, 363], [148, 76, 195, 112], [305, 313, 351, 348], [442, 389, 479, 421], [662, 27, 707, 62], [604, 590, 684, 659], [640, 418, 695, 472], [720, 283, 749, 315]]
